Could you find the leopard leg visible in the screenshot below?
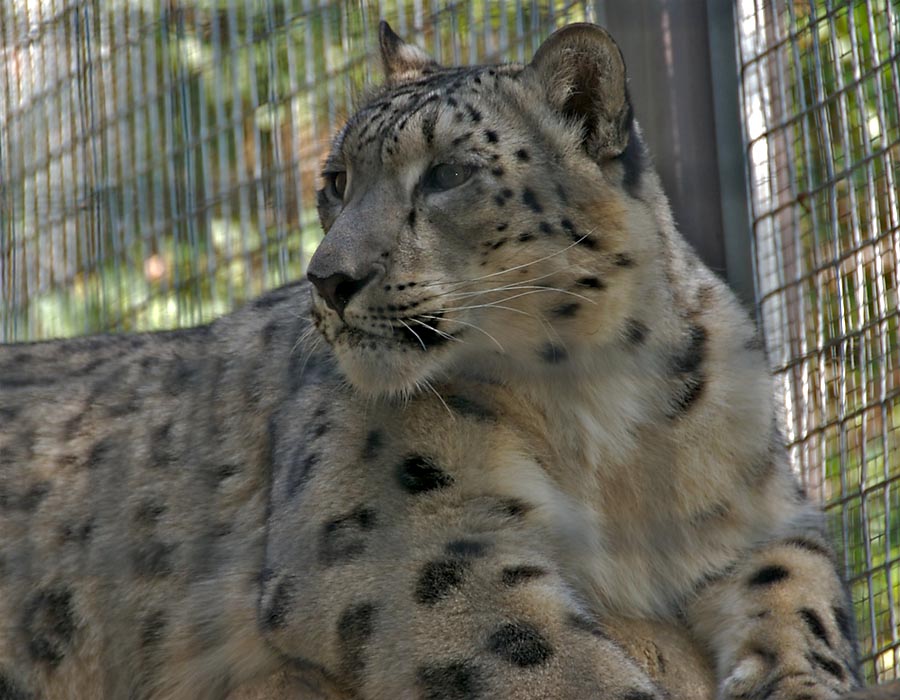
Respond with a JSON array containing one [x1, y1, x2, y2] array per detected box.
[[686, 531, 863, 700]]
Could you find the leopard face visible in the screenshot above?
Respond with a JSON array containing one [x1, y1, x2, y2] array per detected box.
[[309, 23, 654, 397]]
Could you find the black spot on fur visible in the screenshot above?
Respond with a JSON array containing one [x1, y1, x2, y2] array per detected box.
[[286, 451, 319, 499], [748, 565, 789, 587], [60, 519, 93, 544], [668, 324, 708, 418], [416, 559, 470, 605], [625, 319, 649, 345], [262, 578, 293, 629], [539, 221, 553, 235], [614, 253, 635, 267], [499, 498, 530, 517], [577, 276, 605, 289], [464, 103, 482, 122], [132, 541, 175, 578], [260, 320, 280, 346], [799, 608, 831, 648], [18, 482, 50, 511], [669, 375, 706, 416], [362, 430, 384, 461], [445, 395, 495, 420], [833, 604, 854, 642], [617, 118, 645, 195], [491, 166, 504, 177], [23, 588, 76, 666], [515, 149, 529, 161], [140, 610, 166, 647], [319, 506, 377, 565], [485, 130, 499, 143], [501, 565, 547, 586], [745, 334, 766, 351], [487, 622, 553, 667], [418, 662, 484, 700], [134, 500, 166, 526], [496, 223, 508, 232], [517, 232, 534, 242], [87, 437, 115, 469], [0, 672, 31, 700], [539, 343, 567, 364], [408, 209, 417, 228], [397, 455, 453, 494], [567, 613, 597, 633], [621, 693, 657, 700], [445, 539, 488, 558], [338, 603, 377, 682], [165, 358, 198, 395], [522, 188, 543, 213], [673, 325, 707, 375], [150, 422, 174, 468], [552, 302, 580, 318], [0, 406, 20, 422], [809, 652, 845, 680], [782, 537, 833, 560]]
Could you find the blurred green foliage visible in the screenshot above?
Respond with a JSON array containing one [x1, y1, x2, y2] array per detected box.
[[774, 0, 900, 681]]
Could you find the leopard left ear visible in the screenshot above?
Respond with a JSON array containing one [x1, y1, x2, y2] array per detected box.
[[527, 23, 632, 161], [379, 21, 439, 84]]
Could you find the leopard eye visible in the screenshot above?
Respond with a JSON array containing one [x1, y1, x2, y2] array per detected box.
[[424, 163, 474, 192], [326, 171, 347, 200]]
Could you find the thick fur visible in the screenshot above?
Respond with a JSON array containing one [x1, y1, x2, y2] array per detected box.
[[0, 22, 892, 700]]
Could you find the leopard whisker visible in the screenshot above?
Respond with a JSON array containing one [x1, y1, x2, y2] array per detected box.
[[422, 377, 454, 419], [419, 314, 506, 353], [440, 288, 584, 311], [435, 297, 566, 349], [409, 317, 460, 344], [399, 319, 428, 351], [416, 233, 596, 293], [444, 284, 597, 305]]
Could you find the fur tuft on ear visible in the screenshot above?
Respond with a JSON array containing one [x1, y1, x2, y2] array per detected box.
[[379, 21, 439, 84], [527, 23, 633, 161]]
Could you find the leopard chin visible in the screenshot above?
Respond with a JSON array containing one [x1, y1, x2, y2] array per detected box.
[[331, 334, 453, 398]]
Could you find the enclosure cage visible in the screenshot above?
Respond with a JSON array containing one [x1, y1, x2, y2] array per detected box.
[[1, 0, 898, 684]]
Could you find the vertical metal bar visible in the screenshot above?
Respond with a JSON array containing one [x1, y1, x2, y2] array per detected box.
[[264, 0, 288, 285], [225, 0, 252, 300], [209, 0, 235, 309], [706, 0, 754, 308], [866, 0, 900, 659]]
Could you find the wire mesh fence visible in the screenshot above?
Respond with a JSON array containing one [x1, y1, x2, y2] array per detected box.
[[737, 0, 900, 682], [0, 0, 598, 341], [2, 0, 899, 686]]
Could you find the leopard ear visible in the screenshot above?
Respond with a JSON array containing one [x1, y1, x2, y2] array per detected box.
[[379, 21, 439, 84], [527, 24, 632, 161]]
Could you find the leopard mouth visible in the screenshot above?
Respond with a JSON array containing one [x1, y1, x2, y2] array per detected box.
[[339, 312, 455, 350]]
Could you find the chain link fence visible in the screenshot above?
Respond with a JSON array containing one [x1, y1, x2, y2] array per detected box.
[[0, 0, 598, 340], [737, 0, 900, 682], [2, 0, 899, 686]]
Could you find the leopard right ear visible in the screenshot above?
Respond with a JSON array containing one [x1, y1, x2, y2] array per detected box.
[[379, 21, 439, 84], [526, 23, 632, 162]]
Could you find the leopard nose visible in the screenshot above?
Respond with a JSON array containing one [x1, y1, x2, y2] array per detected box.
[[308, 270, 375, 317]]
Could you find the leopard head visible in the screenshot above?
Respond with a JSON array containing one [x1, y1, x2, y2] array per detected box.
[[308, 22, 658, 398]]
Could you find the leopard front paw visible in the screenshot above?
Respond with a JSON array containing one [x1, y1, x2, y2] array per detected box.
[[720, 649, 852, 700]]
